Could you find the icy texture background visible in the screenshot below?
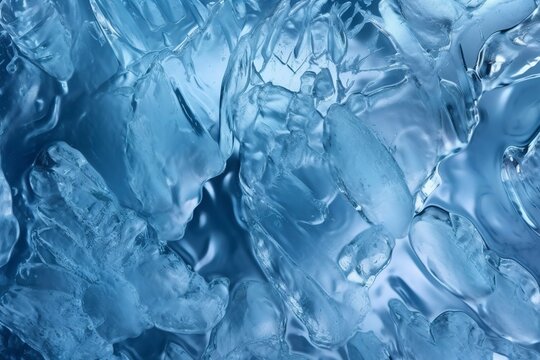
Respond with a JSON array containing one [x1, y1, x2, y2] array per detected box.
[[0, 0, 540, 359]]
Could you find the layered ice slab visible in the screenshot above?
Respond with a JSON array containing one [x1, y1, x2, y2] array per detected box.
[[410, 207, 540, 344], [205, 281, 304, 359], [74, 52, 226, 241], [0, 143, 228, 359], [390, 300, 540, 360]]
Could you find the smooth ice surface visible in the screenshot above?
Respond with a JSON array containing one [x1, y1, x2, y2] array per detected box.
[[324, 105, 413, 237], [1, 0, 540, 359]]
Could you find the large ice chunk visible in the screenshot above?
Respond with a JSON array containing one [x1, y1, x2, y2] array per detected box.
[[410, 207, 540, 344], [324, 105, 414, 237], [230, 79, 371, 346], [0, 142, 229, 357], [390, 300, 540, 360], [74, 52, 226, 241], [0, 0, 73, 80]]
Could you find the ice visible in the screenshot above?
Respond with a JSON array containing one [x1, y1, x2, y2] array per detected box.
[[0, 285, 114, 360], [476, 7, 540, 91], [324, 105, 413, 237], [346, 331, 392, 360], [0, 167, 17, 267], [164, 342, 193, 360], [228, 78, 371, 346], [73, 52, 226, 241], [220, 0, 475, 346], [409, 207, 496, 299], [390, 300, 540, 360], [1, 0, 540, 359], [502, 130, 540, 232], [89, 0, 210, 66], [0, 0, 74, 81], [0, 142, 228, 357], [125, 250, 229, 334], [410, 207, 540, 343], [204, 281, 301, 359], [338, 226, 394, 286]]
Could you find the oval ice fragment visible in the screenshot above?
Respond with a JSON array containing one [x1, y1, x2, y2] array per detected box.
[[324, 104, 414, 238], [409, 207, 496, 299], [410, 207, 540, 344], [338, 225, 395, 287]]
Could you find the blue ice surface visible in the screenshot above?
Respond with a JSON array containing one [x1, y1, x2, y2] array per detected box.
[[0, 0, 540, 359]]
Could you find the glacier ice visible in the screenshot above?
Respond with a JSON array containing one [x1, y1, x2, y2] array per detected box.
[[1, 0, 540, 359], [74, 51, 227, 241]]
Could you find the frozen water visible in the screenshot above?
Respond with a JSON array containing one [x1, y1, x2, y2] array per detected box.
[[338, 226, 394, 286], [204, 281, 303, 359], [410, 207, 540, 344], [503, 129, 540, 232], [74, 52, 226, 241], [346, 331, 391, 360], [390, 300, 540, 360], [1, 0, 540, 359], [0, 143, 228, 358], [324, 105, 413, 237], [89, 0, 210, 66], [0, 0, 74, 80], [0, 167, 17, 267]]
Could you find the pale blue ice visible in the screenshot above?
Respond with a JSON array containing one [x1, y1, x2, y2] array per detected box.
[[0, 0, 540, 359]]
